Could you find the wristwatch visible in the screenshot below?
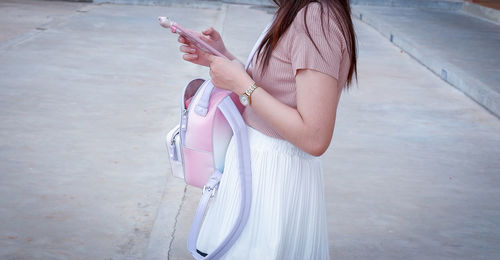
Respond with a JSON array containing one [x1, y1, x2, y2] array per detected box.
[[239, 82, 258, 106]]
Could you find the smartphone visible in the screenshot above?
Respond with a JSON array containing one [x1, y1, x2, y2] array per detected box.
[[158, 16, 227, 59]]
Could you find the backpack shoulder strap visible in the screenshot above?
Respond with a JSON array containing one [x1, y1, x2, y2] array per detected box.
[[187, 19, 274, 259], [187, 97, 252, 260], [245, 20, 273, 71]]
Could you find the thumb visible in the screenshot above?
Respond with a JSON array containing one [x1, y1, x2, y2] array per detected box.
[[205, 53, 217, 63], [202, 27, 220, 39]]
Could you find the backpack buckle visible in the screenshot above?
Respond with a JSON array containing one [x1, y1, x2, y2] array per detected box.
[[203, 184, 218, 198], [202, 171, 222, 198]]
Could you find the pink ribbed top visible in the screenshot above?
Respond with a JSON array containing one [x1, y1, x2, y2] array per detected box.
[[244, 2, 351, 139]]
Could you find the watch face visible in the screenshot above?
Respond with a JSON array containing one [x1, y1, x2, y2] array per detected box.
[[239, 94, 249, 106]]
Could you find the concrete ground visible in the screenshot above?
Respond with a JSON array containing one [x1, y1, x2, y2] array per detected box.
[[351, 3, 500, 117], [0, 0, 499, 260]]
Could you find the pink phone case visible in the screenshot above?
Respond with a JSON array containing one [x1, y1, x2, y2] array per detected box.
[[158, 17, 228, 59]]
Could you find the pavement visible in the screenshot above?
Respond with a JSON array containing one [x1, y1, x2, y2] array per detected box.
[[351, 1, 500, 118], [0, 0, 499, 260]]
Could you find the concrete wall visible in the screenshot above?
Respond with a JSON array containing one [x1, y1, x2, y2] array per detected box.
[[92, 0, 274, 6], [351, 0, 464, 10], [221, 0, 273, 5], [90, 0, 469, 10]]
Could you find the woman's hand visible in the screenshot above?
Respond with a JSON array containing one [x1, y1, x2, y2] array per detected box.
[[207, 54, 254, 95], [175, 27, 233, 67]]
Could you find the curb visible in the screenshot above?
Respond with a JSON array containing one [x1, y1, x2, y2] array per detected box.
[[462, 1, 500, 25], [350, 0, 463, 11], [352, 6, 500, 118]]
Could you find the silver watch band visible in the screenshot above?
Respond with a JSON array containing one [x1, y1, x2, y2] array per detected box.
[[245, 82, 258, 97]]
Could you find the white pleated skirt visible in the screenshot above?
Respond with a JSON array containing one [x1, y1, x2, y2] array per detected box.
[[197, 126, 330, 260]]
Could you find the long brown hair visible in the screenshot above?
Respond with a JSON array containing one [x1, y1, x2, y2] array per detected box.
[[256, 0, 357, 88]]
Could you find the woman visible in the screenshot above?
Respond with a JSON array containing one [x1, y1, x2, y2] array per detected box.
[[173, 0, 357, 258]]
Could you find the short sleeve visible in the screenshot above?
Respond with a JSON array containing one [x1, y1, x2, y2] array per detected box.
[[290, 3, 345, 80]]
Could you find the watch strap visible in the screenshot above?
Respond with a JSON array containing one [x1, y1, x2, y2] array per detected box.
[[244, 82, 258, 105], [247, 83, 258, 95]]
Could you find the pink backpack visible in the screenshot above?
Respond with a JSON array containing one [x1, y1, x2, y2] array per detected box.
[[165, 22, 271, 259], [166, 79, 246, 189], [166, 79, 252, 259]]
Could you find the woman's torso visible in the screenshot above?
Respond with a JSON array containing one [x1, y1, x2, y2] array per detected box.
[[244, 2, 351, 139]]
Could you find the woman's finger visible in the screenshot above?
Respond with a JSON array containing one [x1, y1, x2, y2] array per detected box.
[[202, 27, 213, 35], [179, 45, 196, 54], [183, 54, 198, 61], [178, 36, 192, 45]]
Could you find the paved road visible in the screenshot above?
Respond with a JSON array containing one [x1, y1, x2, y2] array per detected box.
[[0, 1, 211, 259], [1, 1, 499, 259], [351, 4, 500, 118]]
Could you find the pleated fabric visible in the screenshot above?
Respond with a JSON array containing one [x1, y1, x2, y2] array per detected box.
[[196, 126, 330, 260]]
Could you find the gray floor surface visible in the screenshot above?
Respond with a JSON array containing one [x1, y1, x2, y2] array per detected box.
[[352, 4, 500, 117], [0, 1, 499, 259]]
